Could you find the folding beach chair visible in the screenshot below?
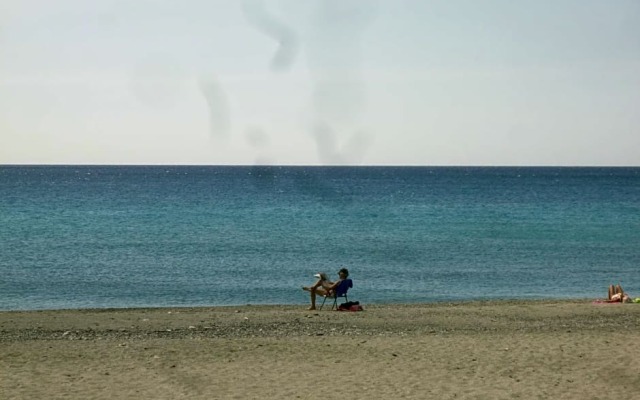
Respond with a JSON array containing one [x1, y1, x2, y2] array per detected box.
[[320, 279, 353, 310]]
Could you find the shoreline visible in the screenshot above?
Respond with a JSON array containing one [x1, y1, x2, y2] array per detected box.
[[0, 296, 605, 313], [2, 299, 638, 341], [3, 299, 640, 399]]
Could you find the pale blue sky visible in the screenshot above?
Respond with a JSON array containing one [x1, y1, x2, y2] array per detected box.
[[1, 0, 638, 165]]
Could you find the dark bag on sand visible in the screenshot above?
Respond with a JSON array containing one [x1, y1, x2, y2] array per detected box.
[[338, 301, 363, 311]]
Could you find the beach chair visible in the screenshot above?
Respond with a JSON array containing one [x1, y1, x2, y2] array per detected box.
[[320, 279, 353, 310]]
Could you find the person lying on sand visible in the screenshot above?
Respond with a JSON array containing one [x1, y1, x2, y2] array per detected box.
[[302, 268, 349, 310], [608, 284, 631, 303]]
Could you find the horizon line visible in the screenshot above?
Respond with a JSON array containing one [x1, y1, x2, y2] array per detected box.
[[2, 163, 639, 168]]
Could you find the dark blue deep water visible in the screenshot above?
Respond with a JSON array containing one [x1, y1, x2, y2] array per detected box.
[[1, 166, 639, 310]]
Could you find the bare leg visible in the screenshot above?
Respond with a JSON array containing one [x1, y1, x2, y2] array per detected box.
[[309, 287, 329, 310], [303, 279, 324, 292], [608, 285, 615, 300], [303, 279, 335, 310], [302, 280, 324, 310], [309, 289, 316, 310]]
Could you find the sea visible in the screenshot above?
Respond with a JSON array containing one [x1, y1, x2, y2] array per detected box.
[[1, 165, 639, 311]]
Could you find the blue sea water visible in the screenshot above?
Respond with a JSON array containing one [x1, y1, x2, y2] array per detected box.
[[1, 165, 639, 310]]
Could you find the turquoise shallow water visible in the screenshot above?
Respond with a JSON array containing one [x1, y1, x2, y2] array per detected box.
[[1, 166, 639, 310]]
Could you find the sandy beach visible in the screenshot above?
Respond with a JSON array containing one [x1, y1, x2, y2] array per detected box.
[[2, 300, 640, 399]]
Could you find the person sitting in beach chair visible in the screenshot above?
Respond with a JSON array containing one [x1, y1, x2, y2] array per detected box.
[[302, 268, 350, 310], [608, 284, 631, 303]]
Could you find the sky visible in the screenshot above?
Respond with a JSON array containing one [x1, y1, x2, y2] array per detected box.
[[1, 0, 639, 166]]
